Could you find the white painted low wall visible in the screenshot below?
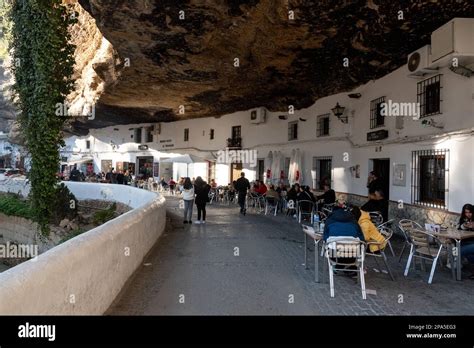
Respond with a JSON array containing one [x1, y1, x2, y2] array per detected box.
[[0, 182, 166, 314]]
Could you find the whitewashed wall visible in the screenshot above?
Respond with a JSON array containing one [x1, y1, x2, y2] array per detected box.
[[62, 62, 473, 213], [0, 182, 166, 315]]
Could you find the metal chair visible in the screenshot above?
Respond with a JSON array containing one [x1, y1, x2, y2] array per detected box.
[[368, 211, 384, 226], [365, 227, 395, 281], [398, 219, 423, 263], [322, 203, 336, 216], [403, 228, 445, 284], [297, 200, 315, 224], [325, 237, 367, 299], [264, 197, 278, 216], [376, 219, 396, 257], [246, 193, 265, 213], [286, 199, 296, 217]]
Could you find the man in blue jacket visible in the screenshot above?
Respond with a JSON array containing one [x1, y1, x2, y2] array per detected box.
[[323, 207, 365, 276], [323, 207, 365, 241]]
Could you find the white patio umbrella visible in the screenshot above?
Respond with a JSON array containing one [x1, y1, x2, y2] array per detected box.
[[288, 149, 296, 184], [264, 151, 273, 184], [294, 148, 303, 184], [160, 154, 207, 177], [271, 151, 282, 185]]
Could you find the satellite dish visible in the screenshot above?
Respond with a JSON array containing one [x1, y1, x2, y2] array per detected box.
[[408, 52, 421, 72]]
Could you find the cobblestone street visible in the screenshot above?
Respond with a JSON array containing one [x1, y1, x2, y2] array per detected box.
[[108, 197, 474, 315]]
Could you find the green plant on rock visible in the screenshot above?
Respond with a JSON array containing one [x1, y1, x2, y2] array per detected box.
[[4, 0, 77, 235], [92, 203, 117, 226], [0, 193, 34, 219], [51, 183, 78, 225]]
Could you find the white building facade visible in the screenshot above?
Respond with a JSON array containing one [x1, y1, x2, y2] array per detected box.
[[62, 18, 474, 223]]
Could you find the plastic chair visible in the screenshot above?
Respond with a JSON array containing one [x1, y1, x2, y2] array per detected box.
[[403, 228, 445, 284], [365, 227, 395, 281], [325, 237, 367, 299]]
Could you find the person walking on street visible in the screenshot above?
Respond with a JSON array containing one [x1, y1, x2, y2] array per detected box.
[[182, 177, 195, 224], [234, 172, 250, 215], [194, 176, 211, 224]]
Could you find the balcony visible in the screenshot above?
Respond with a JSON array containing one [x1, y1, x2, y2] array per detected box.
[[226, 137, 242, 149]]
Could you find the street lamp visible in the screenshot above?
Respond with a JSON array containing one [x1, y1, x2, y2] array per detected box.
[[331, 102, 348, 123]]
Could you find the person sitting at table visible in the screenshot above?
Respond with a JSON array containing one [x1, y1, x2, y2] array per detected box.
[[210, 179, 217, 189], [458, 203, 474, 279], [323, 207, 365, 275], [227, 182, 236, 201], [317, 183, 336, 205], [265, 184, 280, 202], [276, 183, 287, 197], [458, 203, 474, 231], [297, 185, 315, 202], [255, 180, 268, 195], [350, 206, 386, 253]]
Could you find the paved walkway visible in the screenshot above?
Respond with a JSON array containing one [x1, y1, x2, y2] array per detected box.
[[108, 197, 474, 315]]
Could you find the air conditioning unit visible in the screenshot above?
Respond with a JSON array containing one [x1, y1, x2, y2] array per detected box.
[[250, 107, 266, 124], [407, 45, 435, 77], [430, 18, 474, 69]]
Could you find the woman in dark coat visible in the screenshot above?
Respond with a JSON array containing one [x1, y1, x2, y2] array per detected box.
[[194, 176, 211, 224]]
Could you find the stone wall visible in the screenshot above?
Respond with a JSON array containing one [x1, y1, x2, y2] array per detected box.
[[337, 192, 461, 236], [0, 213, 55, 254]]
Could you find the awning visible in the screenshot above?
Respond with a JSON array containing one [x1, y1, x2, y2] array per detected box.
[[160, 154, 207, 164], [61, 157, 94, 166]]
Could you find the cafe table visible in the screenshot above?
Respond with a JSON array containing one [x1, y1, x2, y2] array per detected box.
[[428, 228, 474, 281], [302, 225, 325, 282]]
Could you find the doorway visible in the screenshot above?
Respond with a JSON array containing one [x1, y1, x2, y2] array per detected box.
[[136, 156, 154, 179], [313, 157, 333, 190], [101, 160, 112, 173], [257, 159, 264, 182], [231, 162, 243, 182], [370, 158, 390, 200]]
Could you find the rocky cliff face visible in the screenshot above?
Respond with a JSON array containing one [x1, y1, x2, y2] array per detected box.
[[2, 1, 474, 134], [0, 62, 15, 135], [71, 0, 474, 131]]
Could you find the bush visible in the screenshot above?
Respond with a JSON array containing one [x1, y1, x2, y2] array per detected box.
[[0, 193, 34, 219], [50, 183, 78, 225], [59, 228, 86, 244], [92, 203, 117, 226]]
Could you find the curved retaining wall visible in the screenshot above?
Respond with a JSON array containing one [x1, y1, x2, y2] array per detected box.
[[0, 182, 166, 314]]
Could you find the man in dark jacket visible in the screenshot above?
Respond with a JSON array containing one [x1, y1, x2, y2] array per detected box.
[[234, 172, 250, 215], [367, 171, 383, 196], [323, 207, 365, 242], [317, 183, 336, 205], [70, 165, 80, 182]]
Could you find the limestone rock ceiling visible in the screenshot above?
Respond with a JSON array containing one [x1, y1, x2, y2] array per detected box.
[[72, 0, 474, 132]]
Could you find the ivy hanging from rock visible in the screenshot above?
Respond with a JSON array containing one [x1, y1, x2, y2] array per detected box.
[[5, 0, 77, 234]]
